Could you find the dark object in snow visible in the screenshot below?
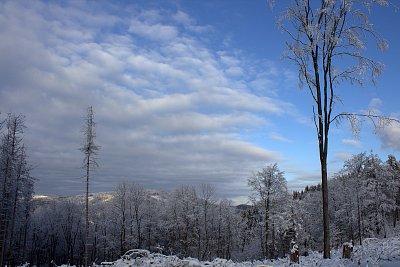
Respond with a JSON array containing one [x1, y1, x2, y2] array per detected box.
[[342, 242, 353, 259], [121, 249, 151, 260], [290, 241, 299, 264]]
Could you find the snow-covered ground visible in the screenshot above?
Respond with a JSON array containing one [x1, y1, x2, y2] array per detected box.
[[54, 236, 400, 267]]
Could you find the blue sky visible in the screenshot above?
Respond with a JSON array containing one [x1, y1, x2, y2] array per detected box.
[[0, 0, 399, 203]]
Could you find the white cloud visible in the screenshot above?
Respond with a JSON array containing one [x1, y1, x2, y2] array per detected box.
[[378, 122, 400, 151], [173, 10, 192, 25], [129, 19, 178, 42], [334, 152, 354, 162], [269, 132, 293, 143], [225, 66, 243, 76], [173, 10, 212, 33], [0, 1, 297, 198], [342, 138, 361, 148], [369, 97, 383, 109], [360, 99, 400, 152]]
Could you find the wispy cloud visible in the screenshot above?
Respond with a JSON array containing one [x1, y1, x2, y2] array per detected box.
[[129, 19, 178, 42], [342, 138, 361, 148], [269, 132, 293, 143], [333, 152, 354, 162]]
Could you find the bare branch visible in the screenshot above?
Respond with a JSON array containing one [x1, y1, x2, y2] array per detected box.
[[330, 112, 400, 136]]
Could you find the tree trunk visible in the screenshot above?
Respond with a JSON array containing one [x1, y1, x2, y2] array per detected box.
[[135, 207, 142, 248], [264, 197, 270, 258], [357, 190, 362, 246], [202, 202, 209, 260], [85, 156, 89, 267], [92, 223, 97, 262], [321, 156, 330, 258]]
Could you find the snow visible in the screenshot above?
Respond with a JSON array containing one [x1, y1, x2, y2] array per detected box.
[[119, 237, 400, 266], [25, 236, 400, 267]]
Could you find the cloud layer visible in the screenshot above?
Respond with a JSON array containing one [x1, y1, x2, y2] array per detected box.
[[0, 1, 297, 199]]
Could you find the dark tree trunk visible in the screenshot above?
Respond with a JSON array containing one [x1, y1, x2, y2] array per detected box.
[[321, 156, 330, 258], [85, 157, 89, 267], [357, 190, 362, 246]]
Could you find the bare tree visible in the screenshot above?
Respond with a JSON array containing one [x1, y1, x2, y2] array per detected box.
[[199, 184, 215, 260], [128, 182, 146, 249], [80, 106, 99, 267], [277, 0, 398, 258], [114, 182, 128, 255]]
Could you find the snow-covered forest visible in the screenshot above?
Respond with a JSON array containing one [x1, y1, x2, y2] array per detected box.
[[1, 113, 399, 266]]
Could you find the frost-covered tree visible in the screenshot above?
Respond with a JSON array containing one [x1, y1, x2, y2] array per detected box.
[[165, 185, 199, 257], [237, 206, 260, 259], [275, 0, 398, 258], [385, 155, 400, 228], [142, 194, 159, 251], [113, 182, 128, 255], [112, 181, 156, 255], [215, 199, 236, 260], [298, 185, 323, 252], [0, 114, 34, 266], [248, 163, 288, 258], [329, 152, 399, 247], [59, 200, 82, 265], [127, 182, 146, 249], [199, 184, 216, 260]]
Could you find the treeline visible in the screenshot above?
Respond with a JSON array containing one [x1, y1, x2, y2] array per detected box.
[[28, 184, 241, 266], [22, 153, 400, 266], [0, 114, 35, 267]]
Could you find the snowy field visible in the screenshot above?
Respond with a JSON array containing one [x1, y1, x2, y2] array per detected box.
[[49, 236, 400, 267]]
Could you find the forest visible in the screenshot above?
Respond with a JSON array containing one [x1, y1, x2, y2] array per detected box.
[[0, 113, 399, 266]]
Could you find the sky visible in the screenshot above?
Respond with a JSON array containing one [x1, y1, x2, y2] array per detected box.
[[0, 0, 399, 203]]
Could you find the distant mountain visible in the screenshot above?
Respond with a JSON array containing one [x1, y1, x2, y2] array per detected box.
[[32, 190, 247, 210], [32, 189, 170, 207]]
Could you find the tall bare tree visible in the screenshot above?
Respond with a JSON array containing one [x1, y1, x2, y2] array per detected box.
[[275, 0, 399, 258], [80, 106, 99, 267]]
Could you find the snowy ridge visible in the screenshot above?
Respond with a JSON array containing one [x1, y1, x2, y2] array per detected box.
[[32, 190, 170, 206]]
